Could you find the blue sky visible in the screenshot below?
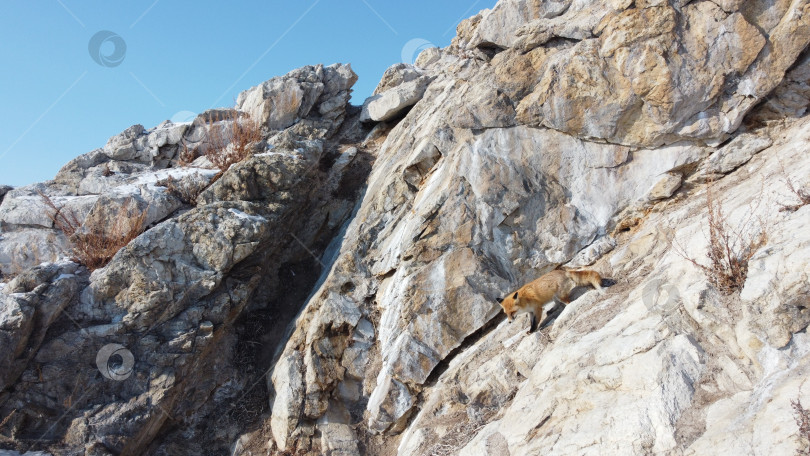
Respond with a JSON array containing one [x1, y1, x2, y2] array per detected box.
[[0, 0, 493, 187]]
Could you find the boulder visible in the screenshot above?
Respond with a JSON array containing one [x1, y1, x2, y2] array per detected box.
[[647, 172, 682, 201], [236, 63, 357, 134], [703, 134, 774, 174], [373, 63, 424, 95], [360, 76, 432, 122]]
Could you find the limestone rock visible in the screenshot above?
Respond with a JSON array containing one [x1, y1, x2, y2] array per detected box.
[[451, 118, 810, 455], [197, 149, 318, 205], [0, 60, 370, 455], [0, 291, 36, 387], [270, 352, 305, 450], [703, 134, 773, 174], [451, 0, 810, 147], [415, 47, 442, 69], [269, 73, 711, 449], [91, 120, 188, 168], [361, 76, 432, 123], [0, 167, 217, 275], [751, 51, 810, 121], [263, 0, 810, 452], [648, 172, 682, 201], [236, 63, 357, 134], [373, 63, 424, 95], [464, 0, 583, 50], [318, 404, 361, 456], [0, 188, 97, 228], [0, 185, 12, 202], [4, 0, 810, 454], [0, 260, 81, 391], [0, 229, 69, 276], [103, 124, 146, 161], [450, 85, 516, 129]]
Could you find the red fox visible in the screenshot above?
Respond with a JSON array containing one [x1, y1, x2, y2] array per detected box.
[[498, 269, 605, 333]]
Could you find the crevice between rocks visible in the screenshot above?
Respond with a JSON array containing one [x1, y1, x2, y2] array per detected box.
[[423, 311, 507, 389]]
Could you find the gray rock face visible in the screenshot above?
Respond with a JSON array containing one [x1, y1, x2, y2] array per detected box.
[[0, 260, 81, 391], [97, 121, 189, 168], [0, 61, 371, 455], [268, 110, 810, 456], [752, 50, 810, 121], [0, 113, 227, 277], [0, 185, 11, 202], [0, 230, 70, 278], [236, 63, 357, 134], [0, 168, 217, 276], [268, 88, 708, 450]]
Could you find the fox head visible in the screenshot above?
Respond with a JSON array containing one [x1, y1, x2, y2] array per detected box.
[[499, 292, 519, 322]]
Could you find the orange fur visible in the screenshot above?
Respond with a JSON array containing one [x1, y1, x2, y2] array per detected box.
[[499, 269, 604, 333]]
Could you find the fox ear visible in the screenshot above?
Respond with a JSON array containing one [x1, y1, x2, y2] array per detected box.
[[512, 292, 518, 300], [497, 297, 504, 303]]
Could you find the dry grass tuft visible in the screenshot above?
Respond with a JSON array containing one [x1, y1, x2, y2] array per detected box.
[[40, 193, 147, 270], [778, 161, 810, 212], [424, 421, 487, 456], [157, 175, 206, 206], [674, 181, 767, 295], [174, 108, 263, 171], [793, 397, 810, 455], [203, 112, 263, 172], [177, 140, 198, 167]]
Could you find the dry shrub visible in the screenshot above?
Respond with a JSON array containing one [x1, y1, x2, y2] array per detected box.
[[157, 175, 206, 206], [40, 193, 147, 270], [674, 181, 767, 295], [778, 161, 810, 212], [793, 397, 810, 455], [203, 111, 263, 172], [425, 421, 486, 456], [177, 140, 198, 167]]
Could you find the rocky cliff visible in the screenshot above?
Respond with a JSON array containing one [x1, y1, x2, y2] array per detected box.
[[2, 1, 810, 455]]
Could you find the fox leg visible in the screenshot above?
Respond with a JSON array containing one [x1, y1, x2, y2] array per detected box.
[[528, 311, 538, 334], [528, 301, 547, 334], [534, 295, 565, 330]]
